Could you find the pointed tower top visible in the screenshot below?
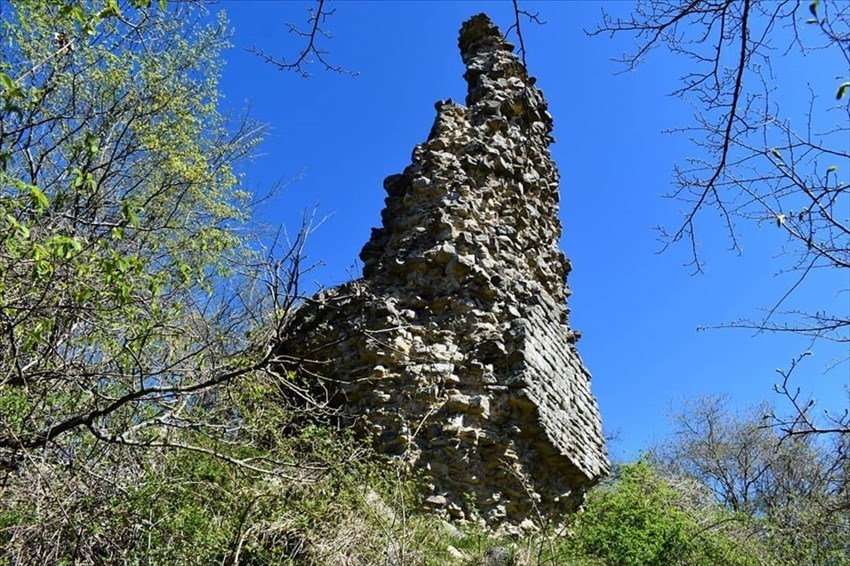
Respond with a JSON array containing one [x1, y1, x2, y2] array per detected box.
[[458, 13, 513, 57], [457, 13, 548, 130]]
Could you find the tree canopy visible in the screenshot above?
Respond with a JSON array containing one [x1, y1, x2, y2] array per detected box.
[[0, 1, 309, 559]]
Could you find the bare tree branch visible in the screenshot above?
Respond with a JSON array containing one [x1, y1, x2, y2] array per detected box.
[[505, 0, 546, 68], [593, 0, 849, 439], [247, 0, 356, 78]]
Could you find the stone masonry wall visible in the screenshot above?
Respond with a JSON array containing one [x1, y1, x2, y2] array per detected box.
[[276, 14, 608, 530]]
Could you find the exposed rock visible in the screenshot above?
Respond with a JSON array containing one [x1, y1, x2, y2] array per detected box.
[[275, 13, 608, 530], [483, 546, 514, 566], [446, 546, 467, 561]]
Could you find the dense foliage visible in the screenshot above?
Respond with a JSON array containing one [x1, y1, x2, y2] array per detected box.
[[555, 462, 751, 565], [0, 0, 266, 459], [0, 1, 301, 561]]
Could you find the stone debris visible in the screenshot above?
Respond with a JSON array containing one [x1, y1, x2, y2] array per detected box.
[[276, 13, 608, 530]]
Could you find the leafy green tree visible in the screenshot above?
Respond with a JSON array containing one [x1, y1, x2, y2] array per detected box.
[[1, 0, 263, 463], [0, 1, 309, 560]]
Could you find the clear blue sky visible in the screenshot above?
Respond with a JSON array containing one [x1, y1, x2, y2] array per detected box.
[[211, 1, 848, 461]]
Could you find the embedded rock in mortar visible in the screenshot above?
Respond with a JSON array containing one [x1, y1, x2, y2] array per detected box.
[[276, 13, 608, 530]]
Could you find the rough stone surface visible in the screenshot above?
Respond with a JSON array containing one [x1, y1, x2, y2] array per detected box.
[[483, 546, 514, 566], [276, 13, 608, 529]]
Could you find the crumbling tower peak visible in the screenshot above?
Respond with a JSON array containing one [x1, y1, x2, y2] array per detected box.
[[459, 13, 513, 57], [277, 14, 608, 530], [457, 13, 552, 142]]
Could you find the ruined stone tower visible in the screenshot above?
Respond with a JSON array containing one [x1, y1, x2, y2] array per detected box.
[[278, 14, 608, 528]]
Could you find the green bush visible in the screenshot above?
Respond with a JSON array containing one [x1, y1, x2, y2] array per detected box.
[[558, 461, 764, 566]]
